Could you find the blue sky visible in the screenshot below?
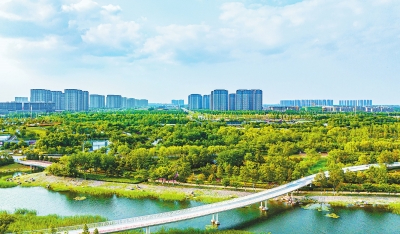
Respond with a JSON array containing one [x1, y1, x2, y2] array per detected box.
[[0, 0, 399, 104]]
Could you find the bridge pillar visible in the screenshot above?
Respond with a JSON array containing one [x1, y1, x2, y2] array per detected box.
[[259, 200, 268, 211], [211, 214, 215, 224], [145, 226, 150, 234], [214, 213, 220, 225]]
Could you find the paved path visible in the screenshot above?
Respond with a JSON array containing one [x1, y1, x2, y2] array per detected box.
[[26, 162, 400, 234], [17, 160, 52, 168]]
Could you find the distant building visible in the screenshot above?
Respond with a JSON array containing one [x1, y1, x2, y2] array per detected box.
[[127, 98, 136, 108], [188, 94, 202, 110], [15, 97, 28, 103], [90, 94, 105, 109], [106, 95, 122, 109], [338, 100, 372, 107], [229, 93, 236, 111], [51, 91, 64, 111], [0, 102, 55, 112], [64, 89, 89, 111], [136, 99, 148, 107], [280, 99, 333, 107], [253, 89, 263, 110], [30, 89, 52, 103], [121, 97, 128, 109], [172, 100, 184, 106], [211, 89, 228, 111], [83, 91, 89, 111], [202, 95, 210, 110], [235, 89, 263, 110], [92, 140, 109, 151]]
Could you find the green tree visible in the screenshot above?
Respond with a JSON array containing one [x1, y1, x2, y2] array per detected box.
[[0, 213, 15, 234], [82, 224, 89, 234], [328, 164, 345, 192]]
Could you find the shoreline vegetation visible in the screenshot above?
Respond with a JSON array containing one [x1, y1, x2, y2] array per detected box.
[[15, 172, 243, 203], [0, 208, 106, 233], [2, 170, 400, 233], [9, 171, 400, 213]]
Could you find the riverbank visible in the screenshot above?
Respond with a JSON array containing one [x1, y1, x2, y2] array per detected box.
[[15, 172, 252, 203], [307, 195, 400, 205], [13, 172, 400, 207]]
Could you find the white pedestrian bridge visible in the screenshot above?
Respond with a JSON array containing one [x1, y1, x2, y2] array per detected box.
[[27, 162, 400, 234], [16, 160, 52, 168]]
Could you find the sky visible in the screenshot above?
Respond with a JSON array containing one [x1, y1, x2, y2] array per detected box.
[[0, 0, 399, 104]]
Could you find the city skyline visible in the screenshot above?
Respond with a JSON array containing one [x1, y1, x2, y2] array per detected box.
[[0, 1, 399, 104]]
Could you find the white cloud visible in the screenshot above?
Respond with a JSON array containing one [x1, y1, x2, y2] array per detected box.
[[101, 4, 122, 14], [140, 24, 211, 62], [82, 21, 141, 48], [0, 0, 56, 22], [218, 0, 400, 57], [62, 0, 98, 12]]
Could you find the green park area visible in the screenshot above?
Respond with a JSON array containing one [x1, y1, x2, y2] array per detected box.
[[1, 110, 400, 232]]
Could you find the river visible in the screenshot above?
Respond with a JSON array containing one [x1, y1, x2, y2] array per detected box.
[[0, 186, 399, 234]]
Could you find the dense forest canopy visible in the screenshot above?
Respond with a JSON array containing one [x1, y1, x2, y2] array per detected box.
[[1, 110, 400, 191]]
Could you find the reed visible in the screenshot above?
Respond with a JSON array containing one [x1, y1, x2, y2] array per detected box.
[[388, 203, 400, 215], [0, 210, 106, 233], [328, 201, 349, 207]]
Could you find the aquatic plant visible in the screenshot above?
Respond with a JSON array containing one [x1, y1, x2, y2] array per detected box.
[[325, 213, 340, 219], [388, 203, 400, 215], [0, 210, 106, 233]]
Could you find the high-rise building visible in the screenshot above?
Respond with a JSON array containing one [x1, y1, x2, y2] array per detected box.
[[172, 100, 184, 106], [229, 93, 236, 111], [338, 100, 372, 107], [106, 95, 122, 109], [253, 89, 263, 110], [83, 91, 89, 111], [121, 97, 127, 109], [188, 94, 202, 110], [136, 99, 148, 107], [202, 95, 210, 110], [15, 97, 28, 103], [64, 89, 89, 111], [51, 91, 64, 111], [211, 89, 228, 111], [280, 99, 333, 107], [235, 89, 263, 110], [127, 98, 136, 108], [90, 94, 105, 109], [30, 89, 52, 103]]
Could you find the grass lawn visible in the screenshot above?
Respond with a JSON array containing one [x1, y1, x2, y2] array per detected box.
[[0, 163, 31, 173], [309, 157, 328, 174], [85, 173, 142, 184], [26, 127, 48, 137]]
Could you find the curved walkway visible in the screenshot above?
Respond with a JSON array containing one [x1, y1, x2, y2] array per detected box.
[[30, 162, 400, 234], [17, 160, 52, 168]]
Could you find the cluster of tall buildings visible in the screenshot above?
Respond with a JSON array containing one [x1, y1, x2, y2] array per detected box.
[[0, 89, 149, 113], [338, 100, 372, 107], [90, 94, 148, 109], [171, 100, 184, 106], [280, 100, 334, 107], [279, 99, 373, 107], [188, 89, 263, 111], [30, 89, 89, 111]]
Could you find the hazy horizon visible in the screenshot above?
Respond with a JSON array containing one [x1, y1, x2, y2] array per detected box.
[[1, 0, 399, 104]]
